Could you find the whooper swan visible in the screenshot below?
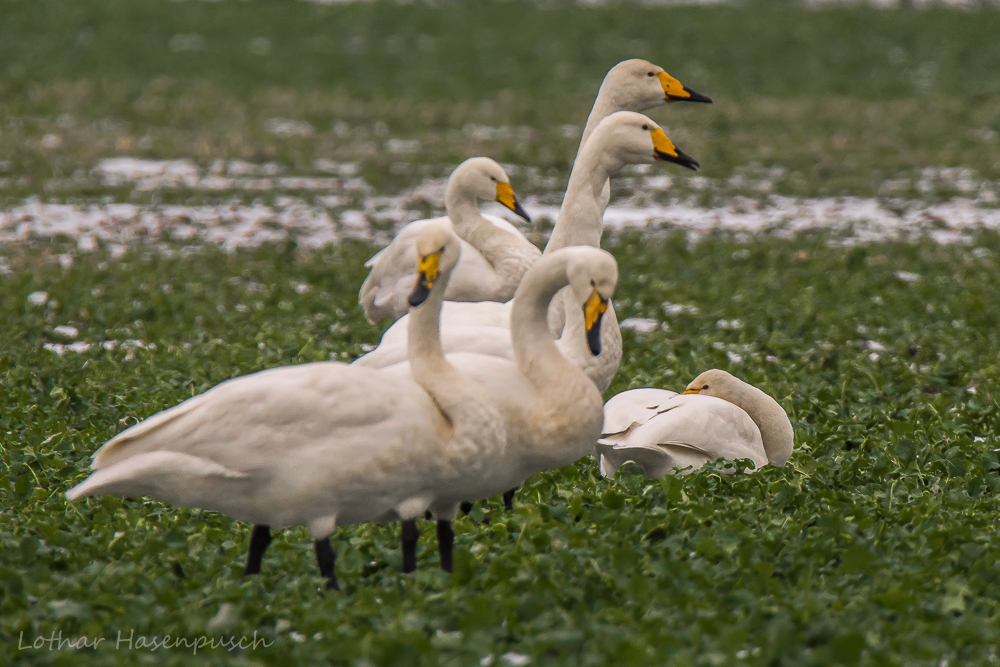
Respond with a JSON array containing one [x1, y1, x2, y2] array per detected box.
[[67, 221, 506, 589], [597, 369, 794, 479], [360, 157, 535, 323], [382, 245, 618, 569]]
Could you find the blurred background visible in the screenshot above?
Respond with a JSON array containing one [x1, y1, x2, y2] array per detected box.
[[1, 0, 998, 249]]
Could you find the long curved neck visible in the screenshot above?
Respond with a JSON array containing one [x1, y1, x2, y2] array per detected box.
[[577, 77, 628, 159], [446, 189, 535, 290], [509, 256, 584, 390], [725, 383, 795, 466], [407, 267, 487, 434], [545, 137, 624, 253]]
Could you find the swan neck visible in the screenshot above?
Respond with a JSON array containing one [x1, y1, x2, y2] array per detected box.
[[725, 383, 795, 466], [545, 139, 621, 253], [509, 255, 579, 386], [407, 267, 486, 434], [578, 81, 625, 157]]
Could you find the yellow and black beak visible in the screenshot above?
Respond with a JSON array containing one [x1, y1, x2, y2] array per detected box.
[[408, 251, 441, 308], [657, 72, 713, 104], [681, 388, 701, 395], [496, 181, 531, 223], [650, 128, 700, 171], [583, 289, 609, 357]]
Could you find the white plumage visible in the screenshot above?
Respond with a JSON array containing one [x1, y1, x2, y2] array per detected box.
[[359, 157, 536, 323], [68, 221, 508, 587], [358, 58, 709, 325], [597, 370, 794, 479], [355, 111, 698, 394]]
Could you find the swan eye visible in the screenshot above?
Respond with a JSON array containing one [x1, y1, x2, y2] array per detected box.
[[702, 384, 709, 390], [647, 72, 654, 77], [641, 124, 649, 131], [439, 245, 447, 254]]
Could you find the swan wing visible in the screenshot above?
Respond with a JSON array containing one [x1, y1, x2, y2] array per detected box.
[[602, 387, 679, 436], [91, 361, 442, 472], [359, 215, 525, 323], [597, 394, 766, 478]]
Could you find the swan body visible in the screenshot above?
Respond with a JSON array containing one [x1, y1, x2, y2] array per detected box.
[[355, 112, 696, 394], [69, 221, 507, 586], [360, 157, 536, 323], [597, 369, 794, 479], [384, 245, 617, 498]]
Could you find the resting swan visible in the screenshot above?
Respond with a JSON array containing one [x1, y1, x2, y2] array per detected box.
[[596, 369, 794, 479], [67, 221, 507, 589], [382, 244, 617, 567], [358, 59, 709, 324], [360, 157, 534, 322], [355, 111, 697, 396]]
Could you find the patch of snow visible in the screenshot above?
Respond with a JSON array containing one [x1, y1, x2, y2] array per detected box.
[[53, 326, 79, 338], [27, 291, 49, 306], [620, 317, 659, 333], [267, 119, 314, 138]]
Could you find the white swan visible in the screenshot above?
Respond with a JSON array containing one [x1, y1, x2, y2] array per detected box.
[[384, 245, 617, 561], [360, 157, 536, 323], [596, 369, 794, 479], [358, 59, 709, 324], [67, 221, 508, 588], [355, 111, 697, 395]]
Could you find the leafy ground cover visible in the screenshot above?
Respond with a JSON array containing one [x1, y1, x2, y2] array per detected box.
[[4, 0, 1000, 665], [1, 0, 999, 204], [2, 231, 1000, 666]]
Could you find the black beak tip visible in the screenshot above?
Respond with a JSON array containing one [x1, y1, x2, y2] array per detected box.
[[513, 201, 532, 223], [655, 149, 700, 171], [586, 314, 604, 357], [677, 149, 700, 171], [681, 86, 713, 104], [408, 279, 431, 308]]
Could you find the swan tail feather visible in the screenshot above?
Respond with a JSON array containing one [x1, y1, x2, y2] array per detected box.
[[67, 451, 248, 503]]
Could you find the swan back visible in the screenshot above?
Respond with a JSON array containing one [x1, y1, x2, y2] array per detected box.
[[597, 393, 766, 478], [684, 369, 794, 466]]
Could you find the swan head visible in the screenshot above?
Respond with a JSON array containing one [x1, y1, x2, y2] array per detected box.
[[408, 220, 462, 308], [591, 111, 700, 171], [447, 156, 531, 222], [682, 368, 740, 397], [682, 369, 794, 466], [565, 248, 618, 357], [603, 59, 712, 109]]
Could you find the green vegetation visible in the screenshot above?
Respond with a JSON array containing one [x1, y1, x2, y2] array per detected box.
[[0, 0, 998, 203], [4, 1, 1000, 665], [3, 231, 1000, 666]]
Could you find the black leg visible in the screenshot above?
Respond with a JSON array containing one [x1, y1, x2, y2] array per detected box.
[[436, 520, 454, 573], [244, 525, 271, 576], [402, 520, 420, 574], [503, 486, 518, 511], [313, 538, 339, 590], [460, 501, 473, 515]]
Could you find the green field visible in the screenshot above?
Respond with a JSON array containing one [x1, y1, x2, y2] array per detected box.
[[4, 1, 1000, 666], [4, 233, 1000, 666]]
